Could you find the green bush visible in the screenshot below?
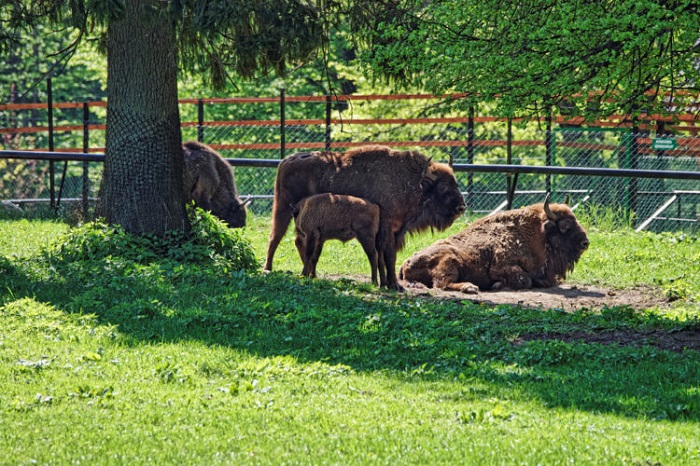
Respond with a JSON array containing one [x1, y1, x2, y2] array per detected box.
[[44, 206, 258, 272]]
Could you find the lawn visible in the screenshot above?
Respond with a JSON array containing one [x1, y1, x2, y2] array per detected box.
[[0, 214, 698, 465]]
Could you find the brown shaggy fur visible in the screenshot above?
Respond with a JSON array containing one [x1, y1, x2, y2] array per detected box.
[[292, 193, 383, 286], [399, 198, 589, 293], [183, 141, 249, 228], [264, 145, 466, 290]]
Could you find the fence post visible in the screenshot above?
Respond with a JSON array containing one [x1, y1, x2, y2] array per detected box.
[[629, 122, 640, 216], [506, 117, 513, 208], [325, 95, 332, 151], [620, 128, 633, 218], [197, 98, 204, 142], [280, 86, 286, 159], [467, 105, 475, 208], [545, 112, 553, 195], [82, 102, 90, 218], [48, 78, 55, 211]]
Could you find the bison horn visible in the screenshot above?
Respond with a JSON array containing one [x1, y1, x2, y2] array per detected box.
[[242, 196, 253, 207], [448, 153, 454, 168], [564, 194, 570, 205], [543, 192, 559, 221]]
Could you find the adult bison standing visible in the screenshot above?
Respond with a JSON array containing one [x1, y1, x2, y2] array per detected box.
[[399, 194, 589, 293], [264, 145, 466, 290]]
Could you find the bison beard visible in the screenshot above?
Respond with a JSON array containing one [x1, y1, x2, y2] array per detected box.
[[183, 141, 249, 228], [264, 145, 466, 290], [399, 195, 589, 293]]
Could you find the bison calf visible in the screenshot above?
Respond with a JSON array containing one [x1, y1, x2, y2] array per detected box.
[[292, 193, 384, 286], [399, 194, 589, 293], [183, 141, 250, 228]]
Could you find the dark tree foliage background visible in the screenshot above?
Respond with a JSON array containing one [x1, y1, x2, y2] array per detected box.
[[359, 0, 700, 119]]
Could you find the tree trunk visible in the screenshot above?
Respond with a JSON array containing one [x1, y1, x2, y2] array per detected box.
[[98, 0, 188, 235]]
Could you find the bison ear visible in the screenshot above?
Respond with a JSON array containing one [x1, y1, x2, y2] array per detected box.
[[420, 160, 437, 191], [544, 220, 557, 233]]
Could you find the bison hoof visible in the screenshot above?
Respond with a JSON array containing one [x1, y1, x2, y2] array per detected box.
[[387, 282, 405, 292], [460, 283, 479, 294]]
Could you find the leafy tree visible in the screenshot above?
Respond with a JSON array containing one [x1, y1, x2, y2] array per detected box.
[[0, 0, 374, 235], [359, 0, 700, 119]]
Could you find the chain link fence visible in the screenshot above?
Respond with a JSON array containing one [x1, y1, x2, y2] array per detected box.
[[1, 94, 699, 232]]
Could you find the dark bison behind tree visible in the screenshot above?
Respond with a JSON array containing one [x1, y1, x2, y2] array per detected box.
[[264, 145, 466, 290], [399, 194, 589, 293], [182, 141, 249, 228]]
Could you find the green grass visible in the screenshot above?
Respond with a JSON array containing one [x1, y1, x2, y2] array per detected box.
[[1, 215, 699, 465]]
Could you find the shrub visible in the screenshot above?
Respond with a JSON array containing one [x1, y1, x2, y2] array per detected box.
[[44, 205, 258, 271]]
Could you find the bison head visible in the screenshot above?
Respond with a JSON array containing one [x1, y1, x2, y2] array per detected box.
[[215, 197, 251, 228], [541, 194, 589, 280], [408, 161, 466, 235]]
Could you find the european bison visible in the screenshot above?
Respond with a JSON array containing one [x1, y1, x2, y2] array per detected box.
[[183, 141, 250, 228], [292, 193, 383, 286], [264, 145, 466, 290], [399, 194, 589, 293]]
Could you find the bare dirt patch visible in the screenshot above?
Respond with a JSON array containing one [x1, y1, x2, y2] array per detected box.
[[327, 272, 671, 312], [401, 282, 670, 312], [399, 281, 700, 353], [326, 274, 700, 352]]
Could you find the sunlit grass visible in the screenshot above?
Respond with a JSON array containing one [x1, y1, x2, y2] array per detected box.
[[0, 215, 699, 465]]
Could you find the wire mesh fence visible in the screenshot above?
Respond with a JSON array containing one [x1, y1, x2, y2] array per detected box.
[[1, 94, 699, 232]]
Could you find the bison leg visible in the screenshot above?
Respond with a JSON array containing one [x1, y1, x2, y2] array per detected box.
[[264, 201, 294, 272], [378, 253, 387, 290], [494, 266, 532, 290], [381, 243, 403, 291], [431, 256, 479, 294], [442, 282, 479, 294], [375, 221, 402, 290], [303, 233, 323, 278], [357, 235, 379, 286], [294, 231, 307, 274], [532, 275, 558, 288]]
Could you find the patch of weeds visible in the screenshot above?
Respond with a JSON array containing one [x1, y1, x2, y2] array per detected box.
[[42, 206, 257, 272]]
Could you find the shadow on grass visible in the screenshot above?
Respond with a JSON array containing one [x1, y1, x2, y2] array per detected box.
[[2, 255, 699, 423]]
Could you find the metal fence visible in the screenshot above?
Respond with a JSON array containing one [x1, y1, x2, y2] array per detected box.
[[1, 93, 699, 232]]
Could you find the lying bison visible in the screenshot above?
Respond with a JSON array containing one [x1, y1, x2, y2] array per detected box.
[[399, 194, 589, 293], [292, 193, 383, 286], [264, 145, 466, 290], [183, 141, 250, 228]]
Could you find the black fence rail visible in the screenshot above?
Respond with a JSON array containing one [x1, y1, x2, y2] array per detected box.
[[2, 149, 698, 232], [2, 85, 699, 231]]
